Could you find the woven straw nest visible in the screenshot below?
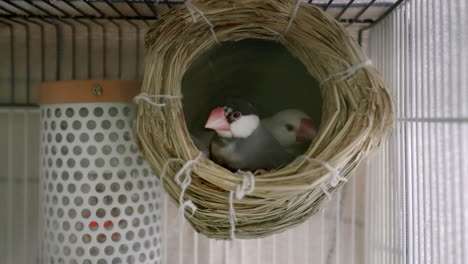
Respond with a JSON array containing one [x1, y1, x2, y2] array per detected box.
[[136, 0, 393, 239]]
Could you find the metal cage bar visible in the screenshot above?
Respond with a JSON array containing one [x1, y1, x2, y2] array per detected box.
[[0, 0, 401, 25]]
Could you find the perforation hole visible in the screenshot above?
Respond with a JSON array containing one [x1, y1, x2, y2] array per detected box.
[[72, 120, 82, 130], [109, 132, 118, 142], [102, 145, 112, 155], [97, 234, 107, 243], [61, 146, 69, 156], [94, 132, 104, 142], [94, 107, 104, 117], [105, 246, 114, 256], [86, 120, 97, 130], [108, 107, 118, 117], [102, 120, 111, 129], [54, 108, 62, 118], [96, 208, 106, 218], [60, 121, 68, 130], [65, 108, 74, 118], [87, 145, 97, 155], [73, 146, 83, 155], [79, 108, 88, 117], [112, 232, 121, 242], [119, 219, 128, 229]]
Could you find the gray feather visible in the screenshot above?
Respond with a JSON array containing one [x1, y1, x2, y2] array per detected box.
[[190, 131, 214, 155], [210, 124, 295, 172]]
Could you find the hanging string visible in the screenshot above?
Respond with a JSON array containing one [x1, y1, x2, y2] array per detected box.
[[228, 191, 237, 240], [283, 0, 302, 36], [185, 0, 220, 44], [159, 153, 203, 230], [228, 170, 256, 241], [176, 153, 202, 225], [321, 60, 372, 85], [133, 92, 183, 107]]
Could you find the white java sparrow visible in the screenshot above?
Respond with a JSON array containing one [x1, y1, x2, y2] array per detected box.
[[204, 98, 294, 172], [262, 109, 317, 156]]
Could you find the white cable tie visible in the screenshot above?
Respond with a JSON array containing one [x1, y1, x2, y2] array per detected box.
[[321, 60, 372, 84], [283, 0, 302, 36], [301, 156, 346, 187], [133, 92, 182, 106], [320, 183, 332, 200], [185, 0, 220, 44]]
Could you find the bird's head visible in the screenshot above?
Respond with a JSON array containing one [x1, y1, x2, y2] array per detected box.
[[204, 99, 260, 139], [266, 109, 317, 147]]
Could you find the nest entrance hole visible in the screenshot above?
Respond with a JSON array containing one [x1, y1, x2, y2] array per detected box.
[[182, 39, 324, 150]]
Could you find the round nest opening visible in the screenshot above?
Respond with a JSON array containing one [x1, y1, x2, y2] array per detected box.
[[136, 0, 393, 239], [182, 38, 323, 144]]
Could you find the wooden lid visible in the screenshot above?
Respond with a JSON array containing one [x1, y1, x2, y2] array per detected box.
[[38, 80, 141, 105]]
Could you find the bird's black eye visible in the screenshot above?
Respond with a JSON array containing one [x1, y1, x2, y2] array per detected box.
[[285, 124, 294, 132], [231, 111, 241, 120]]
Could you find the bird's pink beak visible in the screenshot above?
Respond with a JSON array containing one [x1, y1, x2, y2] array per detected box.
[[296, 119, 316, 142], [205, 107, 230, 131]]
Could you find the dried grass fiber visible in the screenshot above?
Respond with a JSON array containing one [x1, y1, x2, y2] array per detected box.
[[136, 0, 394, 239]]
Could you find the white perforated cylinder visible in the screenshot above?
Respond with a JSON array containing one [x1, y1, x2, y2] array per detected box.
[[39, 103, 162, 264]]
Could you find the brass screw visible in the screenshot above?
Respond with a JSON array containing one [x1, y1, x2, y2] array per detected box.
[[92, 85, 103, 96]]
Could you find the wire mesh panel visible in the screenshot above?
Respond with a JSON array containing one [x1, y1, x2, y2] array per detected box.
[[366, 0, 468, 263]]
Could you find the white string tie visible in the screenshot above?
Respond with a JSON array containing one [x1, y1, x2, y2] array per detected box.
[[235, 170, 255, 200], [160, 153, 202, 230], [321, 60, 372, 84], [133, 92, 182, 107], [173, 152, 203, 185], [301, 156, 346, 187], [320, 184, 332, 200], [185, 0, 220, 44], [159, 157, 188, 184], [283, 0, 302, 36]]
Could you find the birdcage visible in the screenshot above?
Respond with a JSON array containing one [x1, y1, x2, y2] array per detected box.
[[0, 0, 467, 264]]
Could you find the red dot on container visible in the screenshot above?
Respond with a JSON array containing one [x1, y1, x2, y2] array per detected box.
[[104, 221, 114, 228]]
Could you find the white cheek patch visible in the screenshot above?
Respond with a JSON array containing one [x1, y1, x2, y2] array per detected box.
[[230, 115, 260, 138], [216, 130, 233, 138]]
